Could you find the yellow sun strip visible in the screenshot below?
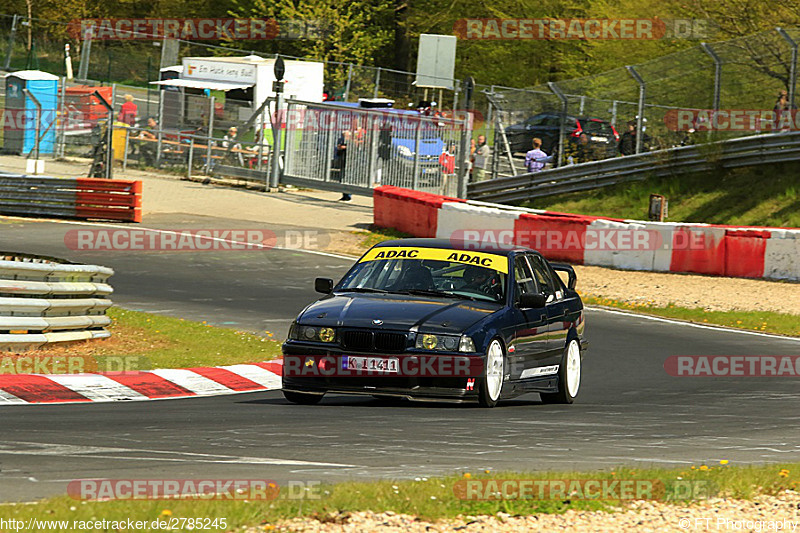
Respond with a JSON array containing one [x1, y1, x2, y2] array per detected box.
[[359, 247, 509, 274]]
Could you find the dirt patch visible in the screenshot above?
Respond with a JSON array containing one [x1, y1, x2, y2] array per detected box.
[[256, 491, 800, 532]]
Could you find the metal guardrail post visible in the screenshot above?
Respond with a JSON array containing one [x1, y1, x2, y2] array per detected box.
[[700, 42, 722, 114], [778, 28, 798, 110], [459, 112, 473, 198], [548, 82, 568, 167], [626, 66, 646, 154], [3, 14, 18, 71], [22, 89, 41, 163]]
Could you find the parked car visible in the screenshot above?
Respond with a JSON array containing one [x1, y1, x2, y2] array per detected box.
[[504, 113, 619, 163]]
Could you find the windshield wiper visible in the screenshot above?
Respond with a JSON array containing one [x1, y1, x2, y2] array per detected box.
[[395, 289, 477, 301], [336, 287, 389, 293]]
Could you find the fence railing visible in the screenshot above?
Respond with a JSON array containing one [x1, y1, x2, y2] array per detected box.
[[0, 253, 114, 352], [469, 130, 800, 204]]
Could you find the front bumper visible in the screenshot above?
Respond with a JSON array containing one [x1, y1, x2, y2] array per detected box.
[[282, 341, 484, 401]]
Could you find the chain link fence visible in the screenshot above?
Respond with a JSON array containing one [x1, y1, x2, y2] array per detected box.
[[2, 12, 800, 188]]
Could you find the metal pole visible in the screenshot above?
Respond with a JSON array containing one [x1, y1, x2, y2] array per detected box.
[[3, 14, 18, 71], [155, 88, 164, 166], [579, 95, 585, 115], [373, 67, 381, 99], [412, 118, 422, 190], [456, 77, 474, 198], [22, 89, 41, 162], [626, 66, 646, 154], [187, 139, 194, 179], [270, 92, 284, 188], [57, 76, 66, 158], [548, 81, 568, 167], [270, 56, 286, 188], [343, 64, 353, 102], [700, 42, 722, 114], [611, 100, 618, 127], [123, 128, 129, 171], [778, 28, 798, 110], [205, 95, 215, 174], [283, 101, 294, 177], [77, 24, 94, 81]]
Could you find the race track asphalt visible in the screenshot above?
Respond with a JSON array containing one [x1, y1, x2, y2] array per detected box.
[[1, 216, 799, 503]]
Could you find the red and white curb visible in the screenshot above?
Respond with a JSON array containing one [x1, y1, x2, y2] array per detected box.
[[0, 360, 283, 405]]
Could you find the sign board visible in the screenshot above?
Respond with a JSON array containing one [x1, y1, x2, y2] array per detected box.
[[415, 34, 456, 90], [182, 58, 257, 84]]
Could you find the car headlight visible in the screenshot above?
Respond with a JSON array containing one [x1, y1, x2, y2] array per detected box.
[[289, 324, 337, 343], [416, 334, 475, 352]]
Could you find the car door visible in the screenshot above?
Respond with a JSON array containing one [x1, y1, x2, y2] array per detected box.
[[508, 254, 550, 380], [528, 253, 569, 364]]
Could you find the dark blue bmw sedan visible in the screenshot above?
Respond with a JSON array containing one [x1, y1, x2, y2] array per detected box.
[[282, 238, 587, 407]]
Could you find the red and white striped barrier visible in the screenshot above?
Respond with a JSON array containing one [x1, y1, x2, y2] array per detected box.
[[373, 186, 800, 281], [0, 361, 282, 404], [0, 174, 142, 223]]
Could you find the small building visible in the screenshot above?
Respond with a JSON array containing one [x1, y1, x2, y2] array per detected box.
[[3, 70, 59, 155]]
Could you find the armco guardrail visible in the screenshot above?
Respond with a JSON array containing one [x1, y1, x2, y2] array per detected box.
[[468, 131, 800, 203], [0, 173, 142, 222], [0, 253, 114, 351]]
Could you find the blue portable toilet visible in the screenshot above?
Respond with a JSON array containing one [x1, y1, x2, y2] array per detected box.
[[3, 70, 59, 155]]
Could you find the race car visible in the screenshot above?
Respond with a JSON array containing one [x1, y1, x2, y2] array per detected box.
[[281, 238, 587, 407]]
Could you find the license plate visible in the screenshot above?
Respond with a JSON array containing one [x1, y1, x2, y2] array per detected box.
[[342, 356, 399, 373], [591, 136, 608, 142]]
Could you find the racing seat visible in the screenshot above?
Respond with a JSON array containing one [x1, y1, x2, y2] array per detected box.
[[393, 264, 436, 291]]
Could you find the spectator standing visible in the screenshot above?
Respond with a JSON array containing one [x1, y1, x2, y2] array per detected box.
[[618, 120, 637, 156], [473, 135, 490, 181], [333, 130, 352, 202], [524, 138, 550, 173], [119, 94, 137, 127]]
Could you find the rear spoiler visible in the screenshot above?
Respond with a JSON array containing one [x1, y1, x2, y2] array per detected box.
[[551, 263, 577, 290]]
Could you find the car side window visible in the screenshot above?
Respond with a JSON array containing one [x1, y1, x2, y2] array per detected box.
[[529, 255, 559, 301], [514, 256, 537, 298]]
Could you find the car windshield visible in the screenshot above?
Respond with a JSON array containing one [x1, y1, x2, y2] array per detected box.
[[337, 248, 508, 303]]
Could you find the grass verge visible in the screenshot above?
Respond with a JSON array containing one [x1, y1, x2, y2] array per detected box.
[[582, 295, 800, 337], [1, 463, 798, 530], [9, 307, 282, 371]]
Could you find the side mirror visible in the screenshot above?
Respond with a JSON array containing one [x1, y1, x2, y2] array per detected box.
[[314, 277, 333, 294], [518, 292, 547, 309]]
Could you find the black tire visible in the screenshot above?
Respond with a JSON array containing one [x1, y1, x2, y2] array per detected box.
[[541, 339, 581, 404], [283, 390, 324, 405], [478, 339, 505, 408]]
